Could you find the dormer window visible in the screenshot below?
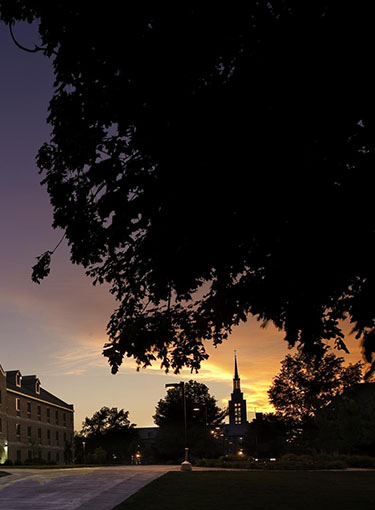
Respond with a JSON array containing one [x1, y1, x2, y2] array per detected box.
[[16, 372, 21, 387], [35, 380, 40, 394]]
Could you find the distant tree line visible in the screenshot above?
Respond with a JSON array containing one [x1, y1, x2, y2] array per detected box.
[[75, 382, 226, 464]]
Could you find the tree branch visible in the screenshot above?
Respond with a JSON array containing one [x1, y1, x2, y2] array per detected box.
[[8, 23, 56, 55]]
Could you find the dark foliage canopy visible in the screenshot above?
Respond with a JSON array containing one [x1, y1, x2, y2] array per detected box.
[[1, 2, 375, 375], [153, 380, 225, 460], [153, 380, 226, 428], [79, 406, 136, 463], [81, 406, 134, 437], [311, 383, 375, 455], [245, 413, 289, 457], [268, 351, 363, 423]]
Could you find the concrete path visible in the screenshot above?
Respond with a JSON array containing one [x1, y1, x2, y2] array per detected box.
[[0, 465, 179, 510]]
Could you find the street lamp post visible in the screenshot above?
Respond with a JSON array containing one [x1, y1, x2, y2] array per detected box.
[[193, 404, 208, 427], [165, 382, 192, 471]]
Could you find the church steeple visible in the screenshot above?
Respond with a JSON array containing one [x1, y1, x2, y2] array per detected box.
[[233, 350, 241, 391], [228, 351, 247, 425]]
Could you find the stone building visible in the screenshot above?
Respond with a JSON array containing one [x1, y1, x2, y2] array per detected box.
[[0, 363, 74, 464]]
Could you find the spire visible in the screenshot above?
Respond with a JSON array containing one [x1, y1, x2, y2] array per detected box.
[[233, 350, 241, 391], [234, 350, 239, 380]]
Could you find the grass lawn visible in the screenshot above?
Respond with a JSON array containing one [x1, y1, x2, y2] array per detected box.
[[112, 470, 375, 510]]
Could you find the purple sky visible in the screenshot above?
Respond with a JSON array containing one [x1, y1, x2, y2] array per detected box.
[[0, 21, 363, 431]]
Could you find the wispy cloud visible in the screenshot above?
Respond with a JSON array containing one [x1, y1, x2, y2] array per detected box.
[[43, 343, 107, 376]]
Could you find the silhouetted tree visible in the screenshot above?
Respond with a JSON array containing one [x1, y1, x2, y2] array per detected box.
[[80, 406, 136, 463], [244, 413, 290, 458], [81, 406, 133, 436], [311, 383, 375, 455], [268, 351, 362, 426], [63, 439, 73, 464], [153, 380, 226, 460], [73, 433, 85, 464], [2, 3, 375, 376]]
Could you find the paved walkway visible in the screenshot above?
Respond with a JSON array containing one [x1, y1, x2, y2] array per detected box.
[[0, 465, 179, 510]]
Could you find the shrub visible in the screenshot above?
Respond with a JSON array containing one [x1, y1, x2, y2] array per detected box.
[[314, 453, 332, 462], [280, 453, 300, 462], [86, 447, 107, 464], [220, 454, 249, 462], [193, 453, 375, 470], [298, 455, 314, 464], [24, 457, 47, 465], [223, 461, 248, 469], [196, 459, 207, 467], [206, 459, 223, 467], [325, 460, 347, 470], [340, 455, 375, 468]]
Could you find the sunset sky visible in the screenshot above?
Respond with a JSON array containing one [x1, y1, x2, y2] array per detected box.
[[0, 22, 363, 431]]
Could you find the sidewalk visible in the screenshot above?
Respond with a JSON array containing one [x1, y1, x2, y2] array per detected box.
[[0, 466, 176, 510]]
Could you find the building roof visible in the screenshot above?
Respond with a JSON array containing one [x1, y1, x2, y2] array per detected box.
[[136, 427, 159, 440], [5, 370, 73, 411], [223, 423, 248, 437]]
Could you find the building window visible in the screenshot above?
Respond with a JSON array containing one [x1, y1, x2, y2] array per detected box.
[[16, 398, 21, 413], [0, 389, 2, 404], [28, 450, 32, 460], [35, 380, 40, 394], [55, 410, 59, 425], [38, 428, 42, 441], [27, 401, 31, 418], [16, 450, 21, 462], [56, 431, 59, 445], [64, 432, 66, 442], [16, 423, 21, 437], [234, 402, 242, 424], [47, 451, 51, 462], [63, 413, 66, 427], [47, 408, 50, 423], [56, 452, 60, 463], [38, 405, 41, 420], [16, 372, 21, 387], [27, 426, 32, 438]]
